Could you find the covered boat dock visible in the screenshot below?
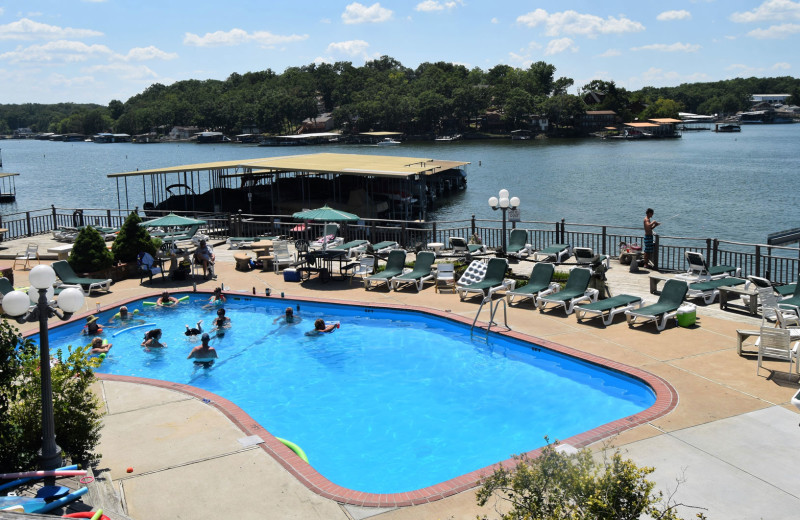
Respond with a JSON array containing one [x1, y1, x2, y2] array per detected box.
[[107, 152, 469, 220]]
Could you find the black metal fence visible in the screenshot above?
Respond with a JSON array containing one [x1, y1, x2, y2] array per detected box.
[[2, 207, 798, 285]]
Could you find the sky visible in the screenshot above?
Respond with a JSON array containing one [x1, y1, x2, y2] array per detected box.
[[0, 0, 798, 105]]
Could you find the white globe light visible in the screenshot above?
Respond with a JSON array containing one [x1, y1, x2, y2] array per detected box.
[[488, 196, 499, 208], [29, 265, 57, 290], [56, 287, 84, 313], [499, 189, 509, 200], [2, 290, 31, 317], [499, 197, 510, 208], [510, 196, 520, 208], [29, 286, 54, 304]]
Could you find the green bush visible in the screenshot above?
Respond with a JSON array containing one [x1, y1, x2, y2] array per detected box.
[[476, 439, 698, 520], [0, 321, 103, 470], [111, 212, 158, 264], [69, 226, 114, 273]]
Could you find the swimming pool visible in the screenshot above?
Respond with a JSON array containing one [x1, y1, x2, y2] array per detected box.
[[41, 292, 672, 501]]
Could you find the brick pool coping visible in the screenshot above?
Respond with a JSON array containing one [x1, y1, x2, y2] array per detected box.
[[57, 290, 678, 508]]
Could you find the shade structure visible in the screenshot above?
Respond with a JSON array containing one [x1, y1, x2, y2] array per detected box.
[[292, 205, 359, 222], [140, 212, 206, 227]]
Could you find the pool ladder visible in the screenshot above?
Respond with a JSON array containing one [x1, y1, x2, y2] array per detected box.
[[471, 295, 510, 339]]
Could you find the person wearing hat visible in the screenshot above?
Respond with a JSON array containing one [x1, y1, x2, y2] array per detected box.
[[188, 333, 218, 365], [83, 315, 102, 335]]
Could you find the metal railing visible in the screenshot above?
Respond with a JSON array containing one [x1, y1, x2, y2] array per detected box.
[[2, 207, 798, 285]]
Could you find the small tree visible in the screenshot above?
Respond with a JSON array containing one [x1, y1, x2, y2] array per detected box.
[[68, 226, 114, 273], [476, 440, 700, 520], [111, 212, 158, 264]]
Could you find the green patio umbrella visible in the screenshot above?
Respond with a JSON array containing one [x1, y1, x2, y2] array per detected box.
[[292, 205, 359, 250], [139, 212, 206, 227]]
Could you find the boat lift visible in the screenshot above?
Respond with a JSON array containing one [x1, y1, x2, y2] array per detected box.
[[0, 173, 19, 203]]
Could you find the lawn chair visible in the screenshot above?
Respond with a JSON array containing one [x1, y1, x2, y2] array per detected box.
[[349, 256, 375, 286], [506, 229, 532, 258], [13, 244, 40, 270], [573, 246, 609, 270], [675, 251, 739, 281], [686, 277, 746, 304], [51, 260, 111, 296], [0, 277, 15, 305], [506, 262, 558, 305], [532, 244, 571, 263], [449, 237, 487, 255], [778, 274, 800, 311], [536, 268, 597, 315], [457, 258, 513, 301], [137, 251, 165, 284], [575, 294, 643, 326], [365, 249, 407, 290], [435, 263, 456, 293], [331, 240, 370, 258], [391, 252, 436, 292], [272, 241, 295, 273], [625, 279, 689, 331], [756, 327, 799, 376]]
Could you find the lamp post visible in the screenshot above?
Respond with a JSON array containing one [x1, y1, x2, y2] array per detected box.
[[488, 189, 521, 255], [2, 265, 85, 470]]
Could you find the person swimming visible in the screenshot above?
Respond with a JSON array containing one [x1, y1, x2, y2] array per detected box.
[[107, 305, 137, 323], [212, 307, 231, 335], [273, 306, 301, 325], [188, 333, 218, 366], [306, 318, 337, 335], [157, 291, 179, 307], [142, 328, 166, 350], [185, 320, 203, 337], [82, 315, 102, 335], [88, 337, 112, 354]]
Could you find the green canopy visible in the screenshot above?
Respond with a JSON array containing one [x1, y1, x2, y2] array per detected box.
[[140, 212, 206, 227], [292, 205, 359, 222]]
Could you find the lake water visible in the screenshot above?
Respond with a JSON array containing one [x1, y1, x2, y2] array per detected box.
[[1, 124, 798, 244]]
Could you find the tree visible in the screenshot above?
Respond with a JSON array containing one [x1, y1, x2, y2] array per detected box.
[[639, 98, 685, 120], [476, 441, 699, 520], [111, 211, 157, 264], [68, 227, 114, 273]]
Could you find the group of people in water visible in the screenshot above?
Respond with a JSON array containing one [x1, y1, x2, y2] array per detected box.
[[81, 288, 337, 366]]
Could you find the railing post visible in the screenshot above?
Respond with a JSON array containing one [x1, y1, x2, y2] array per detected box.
[[432, 222, 437, 244], [654, 234, 660, 269], [755, 245, 761, 277], [25, 211, 31, 237], [601, 226, 607, 256], [471, 214, 476, 236], [51, 205, 57, 230], [236, 210, 243, 237], [401, 221, 408, 248], [106, 209, 112, 227], [371, 220, 377, 243], [560, 219, 565, 243], [712, 239, 719, 266], [705, 238, 712, 264]]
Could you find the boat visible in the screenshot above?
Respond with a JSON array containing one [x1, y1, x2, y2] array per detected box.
[[511, 130, 532, 140], [376, 138, 401, 146], [435, 134, 462, 142], [715, 123, 741, 133]]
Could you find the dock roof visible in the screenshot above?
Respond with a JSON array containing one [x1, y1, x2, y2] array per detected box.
[[108, 153, 469, 180]]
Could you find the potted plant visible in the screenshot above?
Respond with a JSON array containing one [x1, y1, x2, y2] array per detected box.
[[111, 212, 161, 277], [68, 227, 114, 277]]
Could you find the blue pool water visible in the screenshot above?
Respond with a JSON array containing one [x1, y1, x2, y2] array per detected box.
[[43, 294, 655, 493]]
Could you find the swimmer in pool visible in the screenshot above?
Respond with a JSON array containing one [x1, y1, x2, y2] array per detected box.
[[89, 337, 112, 354], [142, 328, 166, 350], [107, 305, 138, 324], [307, 318, 337, 335], [157, 291, 179, 307], [185, 320, 203, 337], [212, 307, 231, 335], [82, 315, 102, 335], [188, 333, 218, 363], [273, 306, 301, 325]]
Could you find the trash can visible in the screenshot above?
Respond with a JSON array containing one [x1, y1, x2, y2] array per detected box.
[[676, 304, 696, 327]]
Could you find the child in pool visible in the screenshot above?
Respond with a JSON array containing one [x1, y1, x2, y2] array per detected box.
[[185, 320, 203, 337], [307, 318, 337, 335], [212, 308, 231, 335], [142, 328, 166, 349], [89, 337, 112, 354], [157, 291, 179, 307]]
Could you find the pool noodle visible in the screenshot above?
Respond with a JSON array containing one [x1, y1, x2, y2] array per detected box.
[[29, 486, 88, 514], [0, 469, 86, 479], [276, 437, 309, 463], [113, 323, 156, 337], [0, 464, 77, 492], [90, 509, 104, 520], [143, 295, 189, 307]]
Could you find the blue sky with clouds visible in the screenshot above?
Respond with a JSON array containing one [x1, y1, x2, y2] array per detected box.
[[0, 0, 797, 104]]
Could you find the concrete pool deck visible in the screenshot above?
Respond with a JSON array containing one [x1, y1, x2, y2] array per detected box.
[[3, 236, 799, 519]]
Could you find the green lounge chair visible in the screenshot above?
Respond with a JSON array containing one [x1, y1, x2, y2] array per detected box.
[[0, 277, 14, 304], [390, 252, 436, 292], [532, 243, 571, 263], [676, 251, 738, 281], [506, 262, 557, 305], [149, 224, 201, 244], [457, 258, 512, 301], [506, 229, 532, 258], [331, 240, 370, 257], [365, 249, 407, 290], [536, 267, 597, 315], [449, 237, 487, 255], [51, 260, 111, 295], [625, 279, 689, 331], [371, 241, 400, 253], [687, 277, 745, 304], [575, 294, 643, 326], [779, 274, 800, 310]]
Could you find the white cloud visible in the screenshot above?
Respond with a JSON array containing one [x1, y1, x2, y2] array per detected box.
[[415, 0, 463, 12], [730, 0, 800, 23], [48, 73, 95, 87], [657, 10, 691, 21], [320, 18, 332, 24], [491, 17, 499, 24], [0, 40, 113, 63], [508, 42, 542, 67], [341, 3, 393, 24], [746, 22, 800, 38], [0, 18, 103, 41], [632, 42, 701, 52], [123, 46, 177, 61], [636, 67, 709, 84], [773, 61, 792, 69], [516, 9, 644, 38], [326, 40, 370, 57], [545, 37, 577, 55], [598, 48, 621, 57], [183, 28, 308, 47], [83, 63, 158, 80]]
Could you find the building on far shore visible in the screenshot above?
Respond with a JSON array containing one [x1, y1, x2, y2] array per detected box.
[[751, 94, 790, 104]]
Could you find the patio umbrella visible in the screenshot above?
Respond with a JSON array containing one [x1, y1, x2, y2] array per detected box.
[[139, 212, 206, 227], [292, 205, 359, 250]]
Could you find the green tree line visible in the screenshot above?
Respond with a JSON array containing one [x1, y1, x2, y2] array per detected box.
[[2, 56, 799, 136]]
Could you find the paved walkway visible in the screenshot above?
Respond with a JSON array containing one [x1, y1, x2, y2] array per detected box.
[[3, 236, 798, 519]]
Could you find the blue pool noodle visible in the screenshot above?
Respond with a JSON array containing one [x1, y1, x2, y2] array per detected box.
[[0, 464, 78, 492], [113, 323, 156, 337]]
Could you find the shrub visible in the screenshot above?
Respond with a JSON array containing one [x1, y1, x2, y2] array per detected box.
[[69, 226, 114, 273], [476, 439, 698, 520], [0, 322, 103, 470], [111, 212, 158, 264]]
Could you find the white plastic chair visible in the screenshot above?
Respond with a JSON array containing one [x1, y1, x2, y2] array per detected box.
[[759, 287, 800, 327], [435, 263, 456, 293], [349, 256, 375, 286], [14, 244, 40, 270], [757, 327, 799, 375], [272, 241, 295, 273]]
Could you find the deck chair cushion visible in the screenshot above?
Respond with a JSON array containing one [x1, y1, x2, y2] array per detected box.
[[391, 252, 436, 291], [576, 294, 642, 325]]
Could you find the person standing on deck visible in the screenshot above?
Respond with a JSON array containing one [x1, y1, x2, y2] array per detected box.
[[643, 208, 660, 269]]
